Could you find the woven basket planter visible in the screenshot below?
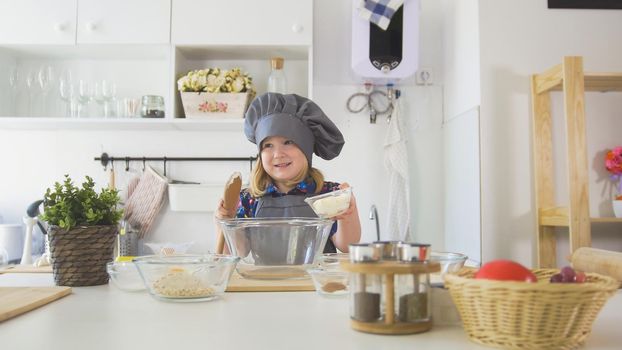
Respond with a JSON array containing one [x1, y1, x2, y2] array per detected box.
[[48, 225, 118, 287]]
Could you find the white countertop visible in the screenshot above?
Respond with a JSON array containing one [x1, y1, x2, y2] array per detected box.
[[0, 273, 620, 350]]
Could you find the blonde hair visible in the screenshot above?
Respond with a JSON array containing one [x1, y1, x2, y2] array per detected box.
[[248, 159, 325, 197]]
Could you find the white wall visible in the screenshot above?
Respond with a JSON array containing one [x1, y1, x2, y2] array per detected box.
[[440, 0, 482, 262], [441, 0, 480, 121], [478, 0, 622, 266], [0, 0, 447, 254]]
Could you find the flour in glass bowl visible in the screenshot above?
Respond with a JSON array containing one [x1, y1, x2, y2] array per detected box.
[[152, 267, 214, 298]]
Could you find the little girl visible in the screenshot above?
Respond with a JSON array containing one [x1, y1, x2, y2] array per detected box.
[[215, 92, 361, 253]]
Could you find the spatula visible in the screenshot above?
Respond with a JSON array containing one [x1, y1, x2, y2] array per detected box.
[[216, 172, 242, 254]]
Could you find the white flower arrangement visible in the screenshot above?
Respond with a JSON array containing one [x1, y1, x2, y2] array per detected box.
[[177, 68, 255, 96]]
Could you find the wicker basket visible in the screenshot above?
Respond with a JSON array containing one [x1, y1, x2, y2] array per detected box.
[[48, 225, 117, 287], [444, 268, 618, 350]]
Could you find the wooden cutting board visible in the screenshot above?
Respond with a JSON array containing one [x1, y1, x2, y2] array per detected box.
[[226, 272, 315, 292], [0, 286, 72, 322], [0, 265, 53, 274]]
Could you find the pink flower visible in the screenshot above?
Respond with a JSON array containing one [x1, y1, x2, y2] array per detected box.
[[605, 147, 622, 175]]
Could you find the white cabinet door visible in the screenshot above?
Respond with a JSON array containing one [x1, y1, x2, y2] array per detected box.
[[0, 0, 77, 44], [77, 0, 170, 44], [171, 0, 312, 45]]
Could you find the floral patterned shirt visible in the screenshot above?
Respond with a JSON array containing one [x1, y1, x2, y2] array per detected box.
[[235, 178, 341, 235]]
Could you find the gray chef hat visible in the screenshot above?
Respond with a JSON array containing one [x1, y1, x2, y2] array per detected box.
[[244, 93, 345, 165]]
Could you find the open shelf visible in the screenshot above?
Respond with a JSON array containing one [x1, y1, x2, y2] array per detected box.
[[531, 56, 622, 268], [0, 116, 245, 131], [539, 206, 622, 226]]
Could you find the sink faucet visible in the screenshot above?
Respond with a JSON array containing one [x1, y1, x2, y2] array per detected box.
[[369, 205, 380, 241]]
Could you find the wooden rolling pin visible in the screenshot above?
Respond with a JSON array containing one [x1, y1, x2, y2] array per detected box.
[[570, 247, 622, 283], [215, 172, 242, 254]]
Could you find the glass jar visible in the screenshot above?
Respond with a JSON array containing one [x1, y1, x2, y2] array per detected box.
[[267, 57, 287, 93], [349, 243, 382, 322], [140, 95, 165, 118], [396, 243, 432, 323]]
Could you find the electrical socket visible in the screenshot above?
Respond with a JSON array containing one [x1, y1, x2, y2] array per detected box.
[[415, 68, 433, 85]]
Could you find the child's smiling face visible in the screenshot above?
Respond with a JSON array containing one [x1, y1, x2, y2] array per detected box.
[[260, 135, 307, 190]]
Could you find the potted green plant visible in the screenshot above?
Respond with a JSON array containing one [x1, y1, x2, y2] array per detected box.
[[39, 175, 123, 286]]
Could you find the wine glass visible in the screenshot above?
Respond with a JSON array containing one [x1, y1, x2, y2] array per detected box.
[[38, 65, 55, 116], [59, 69, 76, 118], [25, 70, 36, 116], [77, 80, 93, 118], [8, 66, 19, 115], [95, 80, 117, 118]]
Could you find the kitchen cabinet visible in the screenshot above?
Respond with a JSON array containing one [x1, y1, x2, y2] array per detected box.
[[0, 0, 77, 45], [0, 0, 313, 127], [77, 0, 170, 44], [0, 0, 170, 45], [171, 0, 312, 46]]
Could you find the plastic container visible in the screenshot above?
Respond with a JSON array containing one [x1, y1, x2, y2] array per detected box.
[[304, 187, 352, 218], [133, 254, 239, 302]]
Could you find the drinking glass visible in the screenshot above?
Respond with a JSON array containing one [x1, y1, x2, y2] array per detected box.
[[8, 66, 19, 115], [25, 70, 36, 116], [94, 80, 117, 118], [38, 65, 55, 116], [59, 70, 77, 118], [77, 80, 93, 118]]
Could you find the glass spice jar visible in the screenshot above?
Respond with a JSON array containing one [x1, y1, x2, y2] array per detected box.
[[349, 243, 382, 322], [396, 243, 432, 323], [140, 95, 165, 118]]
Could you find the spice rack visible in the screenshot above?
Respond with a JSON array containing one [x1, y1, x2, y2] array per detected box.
[[342, 242, 440, 335], [530, 56, 622, 267]]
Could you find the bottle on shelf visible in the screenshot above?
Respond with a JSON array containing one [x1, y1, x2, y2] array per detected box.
[[267, 57, 287, 93]]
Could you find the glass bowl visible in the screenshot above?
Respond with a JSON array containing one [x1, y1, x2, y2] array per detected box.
[[218, 217, 334, 280], [107, 261, 146, 292], [430, 251, 468, 276], [304, 187, 352, 218], [307, 253, 349, 297], [133, 254, 239, 302]]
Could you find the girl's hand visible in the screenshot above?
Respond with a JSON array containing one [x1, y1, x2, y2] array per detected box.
[[332, 182, 356, 221], [214, 198, 236, 219]]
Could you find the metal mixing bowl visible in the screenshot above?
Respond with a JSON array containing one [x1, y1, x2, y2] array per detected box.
[[218, 217, 334, 280]]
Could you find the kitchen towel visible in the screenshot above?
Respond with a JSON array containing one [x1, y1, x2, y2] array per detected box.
[[357, 0, 404, 30], [123, 166, 168, 238], [383, 97, 411, 241]]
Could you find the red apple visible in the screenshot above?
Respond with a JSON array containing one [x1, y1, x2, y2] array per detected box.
[[475, 260, 538, 282]]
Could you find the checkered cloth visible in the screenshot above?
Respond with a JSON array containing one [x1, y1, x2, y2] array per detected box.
[[357, 0, 404, 30]]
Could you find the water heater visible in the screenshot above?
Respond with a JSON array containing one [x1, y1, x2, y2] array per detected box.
[[351, 0, 420, 84]]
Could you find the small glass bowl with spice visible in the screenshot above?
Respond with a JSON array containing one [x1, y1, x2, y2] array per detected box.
[[307, 253, 350, 297]]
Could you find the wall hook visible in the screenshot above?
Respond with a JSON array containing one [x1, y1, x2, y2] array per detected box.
[[125, 157, 130, 172], [142, 157, 146, 172], [163, 156, 167, 177]]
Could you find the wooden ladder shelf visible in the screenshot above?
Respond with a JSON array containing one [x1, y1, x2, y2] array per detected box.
[[530, 56, 622, 268]]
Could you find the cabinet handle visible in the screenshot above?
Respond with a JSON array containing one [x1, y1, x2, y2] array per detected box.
[[54, 22, 67, 32], [291, 24, 303, 33], [85, 21, 97, 32]]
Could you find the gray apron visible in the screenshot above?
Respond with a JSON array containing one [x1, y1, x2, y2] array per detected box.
[[253, 194, 337, 264]]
